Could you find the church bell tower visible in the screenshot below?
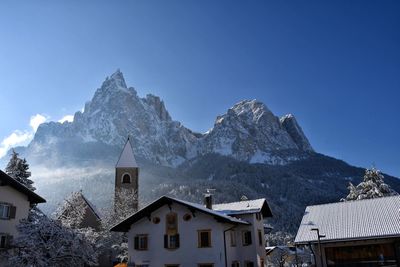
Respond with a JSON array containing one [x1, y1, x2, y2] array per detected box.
[[115, 136, 139, 212]]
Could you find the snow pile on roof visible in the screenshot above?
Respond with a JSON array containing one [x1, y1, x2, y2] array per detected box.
[[295, 196, 400, 244], [213, 198, 266, 215], [169, 197, 250, 225]]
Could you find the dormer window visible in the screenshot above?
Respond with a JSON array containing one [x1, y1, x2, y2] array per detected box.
[[122, 173, 131, 184]]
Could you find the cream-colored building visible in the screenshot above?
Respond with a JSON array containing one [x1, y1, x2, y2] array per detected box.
[[111, 195, 273, 267], [0, 170, 45, 252], [111, 137, 273, 267]]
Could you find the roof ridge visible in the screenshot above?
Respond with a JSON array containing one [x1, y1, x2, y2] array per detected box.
[[0, 170, 46, 203], [306, 195, 400, 209], [213, 198, 266, 206], [79, 193, 101, 219]]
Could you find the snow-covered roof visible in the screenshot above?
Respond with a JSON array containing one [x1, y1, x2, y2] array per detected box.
[[110, 195, 251, 232], [116, 137, 138, 168], [213, 198, 272, 217], [295, 196, 400, 245], [0, 170, 46, 204]]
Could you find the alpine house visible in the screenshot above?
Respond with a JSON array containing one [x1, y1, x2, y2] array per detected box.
[[111, 194, 273, 267]]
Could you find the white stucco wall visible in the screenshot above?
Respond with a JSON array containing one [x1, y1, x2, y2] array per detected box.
[[226, 213, 266, 266], [127, 203, 266, 267], [0, 185, 30, 236]]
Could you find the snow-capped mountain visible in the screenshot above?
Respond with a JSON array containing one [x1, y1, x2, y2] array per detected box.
[[7, 70, 400, 242], [29, 70, 313, 166]]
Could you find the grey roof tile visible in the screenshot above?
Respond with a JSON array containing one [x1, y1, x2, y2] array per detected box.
[[295, 196, 400, 244]]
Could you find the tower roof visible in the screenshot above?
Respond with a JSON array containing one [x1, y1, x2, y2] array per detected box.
[[116, 137, 138, 168]]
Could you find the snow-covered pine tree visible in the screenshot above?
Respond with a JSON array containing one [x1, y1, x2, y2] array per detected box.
[[7, 208, 98, 267], [5, 149, 35, 191], [342, 168, 399, 201]]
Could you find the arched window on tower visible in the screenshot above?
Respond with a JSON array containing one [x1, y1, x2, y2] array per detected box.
[[122, 173, 131, 184]]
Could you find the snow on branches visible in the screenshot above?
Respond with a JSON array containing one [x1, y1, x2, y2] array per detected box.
[[342, 168, 398, 201], [7, 208, 98, 267], [5, 149, 35, 191]]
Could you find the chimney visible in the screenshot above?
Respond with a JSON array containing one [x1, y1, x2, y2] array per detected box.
[[204, 194, 213, 209]]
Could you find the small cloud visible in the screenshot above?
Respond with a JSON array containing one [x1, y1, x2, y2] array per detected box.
[[30, 114, 48, 132], [0, 113, 48, 158], [0, 130, 33, 158], [58, 115, 74, 123]]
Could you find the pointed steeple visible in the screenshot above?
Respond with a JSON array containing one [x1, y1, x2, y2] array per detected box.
[[116, 137, 138, 168]]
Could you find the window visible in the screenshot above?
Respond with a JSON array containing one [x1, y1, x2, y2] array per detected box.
[[164, 212, 179, 249], [198, 230, 211, 248], [0, 235, 6, 249], [255, 212, 262, 221], [230, 230, 236, 247], [122, 173, 131, 184], [258, 229, 263, 246], [134, 234, 148, 250], [198, 264, 214, 267], [164, 234, 180, 249], [242, 231, 252, 246], [0, 204, 10, 219], [0, 234, 11, 249], [231, 261, 240, 267], [244, 261, 254, 267]]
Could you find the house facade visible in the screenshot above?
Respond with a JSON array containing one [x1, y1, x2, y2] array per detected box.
[[0, 170, 46, 263], [295, 196, 400, 267], [111, 195, 272, 267]]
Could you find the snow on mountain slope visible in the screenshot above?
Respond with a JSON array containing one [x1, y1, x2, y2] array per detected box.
[[28, 70, 313, 166]]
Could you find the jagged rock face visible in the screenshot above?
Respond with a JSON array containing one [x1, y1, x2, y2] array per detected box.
[[34, 70, 197, 166], [280, 114, 313, 151], [202, 100, 313, 164], [30, 70, 313, 166]]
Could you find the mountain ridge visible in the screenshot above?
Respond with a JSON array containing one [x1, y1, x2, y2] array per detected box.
[[4, 70, 399, 243], [28, 69, 313, 167]]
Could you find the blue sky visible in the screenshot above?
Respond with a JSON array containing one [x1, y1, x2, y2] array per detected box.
[[0, 1, 399, 176]]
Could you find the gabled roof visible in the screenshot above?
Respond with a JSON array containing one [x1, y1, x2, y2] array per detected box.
[[110, 196, 250, 232], [79, 192, 101, 220], [295, 196, 400, 245], [116, 137, 138, 168], [213, 198, 273, 217], [0, 170, 46, 204]]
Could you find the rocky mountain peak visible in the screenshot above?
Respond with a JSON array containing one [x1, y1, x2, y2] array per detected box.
[[26, 71, 315, 167], [143, 94, 171, 121], [227, 99, 276, 125], [103, 69, 127, 90]]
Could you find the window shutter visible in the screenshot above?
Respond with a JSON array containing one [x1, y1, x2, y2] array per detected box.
[[248, 232, 252, 245], [175, 234, 180, 248], [5, 235, 13, 249], [9, 206, 16, 219], [134, 236, 139, 250], [164, 234, 168, 248]]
